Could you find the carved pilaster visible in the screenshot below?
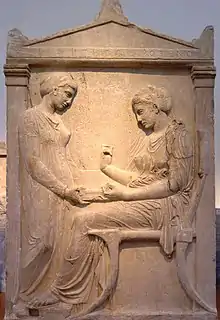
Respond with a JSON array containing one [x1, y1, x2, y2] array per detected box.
[[191, 65, 216, 309], [4, 64, 31, 313]]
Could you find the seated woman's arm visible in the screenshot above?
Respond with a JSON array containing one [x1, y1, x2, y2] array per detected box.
[[104, 124, 194, 202], [123, 178, 177, 201], [123, 124, 194, 201], [100, 146, 139, 186], [101, 165, 139, 186]]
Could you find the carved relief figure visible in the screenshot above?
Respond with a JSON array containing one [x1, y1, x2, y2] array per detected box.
[[18, 73, 87, 304], [28, 85, 195, 315]]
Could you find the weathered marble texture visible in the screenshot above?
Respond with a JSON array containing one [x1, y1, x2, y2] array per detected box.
[[4, 1, 216, 319]]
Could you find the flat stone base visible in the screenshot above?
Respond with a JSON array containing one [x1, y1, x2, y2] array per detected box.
[[76, 311, 217, 320], [6, 310, 217, 320]]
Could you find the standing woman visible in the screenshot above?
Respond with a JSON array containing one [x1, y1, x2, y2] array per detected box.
[[18, 73, 84, 304]]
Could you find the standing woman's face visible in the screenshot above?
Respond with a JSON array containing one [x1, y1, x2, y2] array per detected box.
[[51, 85, 76, 113]]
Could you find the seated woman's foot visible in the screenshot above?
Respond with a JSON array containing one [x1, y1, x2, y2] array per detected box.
[[28, 290, 59, 308]]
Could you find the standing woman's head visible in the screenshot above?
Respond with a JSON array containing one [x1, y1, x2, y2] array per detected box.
[[40, 73, 78, 113]]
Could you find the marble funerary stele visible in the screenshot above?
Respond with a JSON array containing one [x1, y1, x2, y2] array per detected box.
[[4, 0, 216, 319]]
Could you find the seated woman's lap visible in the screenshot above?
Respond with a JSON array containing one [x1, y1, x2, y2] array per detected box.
[[75, 201, 155, 231]]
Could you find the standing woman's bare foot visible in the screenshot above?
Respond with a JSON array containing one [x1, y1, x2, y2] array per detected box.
[[27, 290, 59, 309]]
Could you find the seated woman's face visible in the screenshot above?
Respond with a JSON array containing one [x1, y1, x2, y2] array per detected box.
[[133, 102, 158, 130], [52, 85, 76, 113]]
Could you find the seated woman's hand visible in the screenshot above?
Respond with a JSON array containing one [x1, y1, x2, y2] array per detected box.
[[102, 183, 127, 201], [100, 145, 113, 171], [64, 187, 89, 205]]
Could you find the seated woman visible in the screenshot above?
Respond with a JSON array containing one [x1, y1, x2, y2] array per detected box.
[[29, 85, 195, 310]]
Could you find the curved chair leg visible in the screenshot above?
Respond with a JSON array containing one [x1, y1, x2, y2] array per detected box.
[[176, 229, 217, 315]]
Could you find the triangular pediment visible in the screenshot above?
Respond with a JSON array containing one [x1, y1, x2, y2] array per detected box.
[[23, 20, 196, 50], [6, 0, 213, 61]]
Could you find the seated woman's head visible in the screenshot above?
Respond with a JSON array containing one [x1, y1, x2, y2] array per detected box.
[[132, 85, 172, 131], [40, 73, 78, 113]]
